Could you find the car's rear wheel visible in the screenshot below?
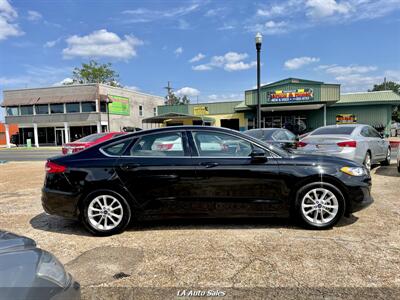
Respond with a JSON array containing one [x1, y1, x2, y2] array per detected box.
[[363, 152, 372, 171], [295, 183, 345, 229], [82, 191, 131, 236], [381, 148, 391, 166]]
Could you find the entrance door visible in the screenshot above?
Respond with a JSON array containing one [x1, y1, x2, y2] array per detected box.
[[55, 128, 65, 145], [220, 119, 239, 131]]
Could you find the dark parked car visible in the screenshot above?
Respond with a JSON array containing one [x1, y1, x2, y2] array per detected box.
[[244, 128, 298, 150], [42, 126, 373, 236], [0, 231, 80, 300]]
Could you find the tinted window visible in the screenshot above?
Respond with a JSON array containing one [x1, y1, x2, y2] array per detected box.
[[35, 104, 48, 114], [77, 133, 108, 142], [20, 105, 33, 115], [50, 104, 64, 114], [193, 131, 253, 157], [245, 130, 263, 139], [81, 102, 96, 112], [102, 139, 132, 156], [311, 126, 355, 135], [284, 130, 296, 141], [6, 106, 19, 116], [100, 102, 107, 113], [368, 127, 381, 138], [66, 103, 80, 113], [129, 132, 184, 156], [272, 130, 288, 141]]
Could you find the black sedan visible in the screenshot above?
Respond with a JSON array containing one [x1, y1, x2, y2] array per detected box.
[[0, 231, 80, 299], [42, 126, 373, 236], [244, 128, 298, 150]]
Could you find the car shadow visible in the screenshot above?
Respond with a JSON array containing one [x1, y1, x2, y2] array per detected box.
[[373, 164, 399, 178], [30, 212, 359, 236], [30, 213, 92, 237]]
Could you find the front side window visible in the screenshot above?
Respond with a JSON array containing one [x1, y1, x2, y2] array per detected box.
[[6, 106, 19, 116], [193, 131, 253, 157], [129, 132, 184, 156], [272, 130, 288, 141], [35, 104, 49, 115], [50, 104, 64, 114], [81, 102, 96, 112], [368, 127, 381, 138], [66, 103, 80, 113], [20, 105, 34, 115]]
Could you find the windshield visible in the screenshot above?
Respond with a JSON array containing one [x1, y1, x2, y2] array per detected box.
[[76, 133, 108, 142], [311, 126, 355, 136]]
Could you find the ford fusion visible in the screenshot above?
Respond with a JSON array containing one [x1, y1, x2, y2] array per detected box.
[[42, 126, 373, 236]]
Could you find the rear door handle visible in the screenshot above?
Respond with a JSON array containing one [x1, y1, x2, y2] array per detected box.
[[199, 162, 219, 168], [120, 163, 140, 170]]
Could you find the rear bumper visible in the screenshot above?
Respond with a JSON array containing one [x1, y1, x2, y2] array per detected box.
[[41, 188, 80, 219]]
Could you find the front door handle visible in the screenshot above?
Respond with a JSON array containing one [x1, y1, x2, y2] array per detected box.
[[120, 163, 140, 170], [199, 162, 219, 168]]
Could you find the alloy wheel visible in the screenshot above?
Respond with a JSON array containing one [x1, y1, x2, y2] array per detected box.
[[87, 195, 124, 231], [301, 188, 339, 225], [387, 148, 391, 161]]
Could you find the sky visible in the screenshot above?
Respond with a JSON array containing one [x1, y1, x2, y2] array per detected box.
[[0, 0, 400, 120]]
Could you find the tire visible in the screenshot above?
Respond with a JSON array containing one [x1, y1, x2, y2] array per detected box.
[[295, 182, 345, 230], [363, 151, 372, 171], [380, 147, 391, 166], [81, 190, 131, 236]]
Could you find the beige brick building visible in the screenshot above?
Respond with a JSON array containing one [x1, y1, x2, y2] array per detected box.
[[1, 84, 164, 147]]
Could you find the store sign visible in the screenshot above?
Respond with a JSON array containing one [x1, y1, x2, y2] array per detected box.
[[107, 95, 130, 115], [193, 106, 209, 115], [270, 88, 314, 102], [336, 114, 357, 124]]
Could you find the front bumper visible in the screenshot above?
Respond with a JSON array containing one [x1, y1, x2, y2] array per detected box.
[[346, 184, 374, 214], [41, 188, 80, 219]]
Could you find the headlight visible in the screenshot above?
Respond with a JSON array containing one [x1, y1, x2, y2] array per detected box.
[[340, 166, 366, 176], [37, 251, 70, 288]]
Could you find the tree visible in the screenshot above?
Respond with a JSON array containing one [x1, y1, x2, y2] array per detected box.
[[164, 91, 191, 105], [369, 80, 400, 94], [70, 60, 121, 87]]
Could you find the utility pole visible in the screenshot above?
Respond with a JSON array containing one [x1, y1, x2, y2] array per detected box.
[[384, 77, 387, 90], [164, 81, 174, 105], [255, 33, 262, 129]]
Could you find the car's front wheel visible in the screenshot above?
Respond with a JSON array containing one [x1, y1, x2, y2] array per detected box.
[[295, 183, 345, 229], [81, 191, 131, 236]]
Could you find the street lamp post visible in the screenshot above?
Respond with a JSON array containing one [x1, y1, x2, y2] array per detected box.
[[255, 32, 262, 129], [106, 97, 113, 132]]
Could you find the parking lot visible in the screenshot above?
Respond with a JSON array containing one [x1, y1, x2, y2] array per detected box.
[[0, 161, 399, 299]]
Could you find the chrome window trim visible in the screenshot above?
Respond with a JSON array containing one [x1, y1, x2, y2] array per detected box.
[[99, 128, 282, 159]]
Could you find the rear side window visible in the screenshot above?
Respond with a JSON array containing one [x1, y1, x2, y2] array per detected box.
[[102, 139, 133, 156], [129, 132, 184, 156], [311, 126, 355, 135], [245, 130, 263, 139]]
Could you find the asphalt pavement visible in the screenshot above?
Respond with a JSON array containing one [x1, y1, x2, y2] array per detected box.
[[0, 148, 61, 161]]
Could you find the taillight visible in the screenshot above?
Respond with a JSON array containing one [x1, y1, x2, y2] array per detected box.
[[337, 140, 357, 148], [45, 161, 66, 174], [297, 141, 307, 147], [157, 143, 174, 150]]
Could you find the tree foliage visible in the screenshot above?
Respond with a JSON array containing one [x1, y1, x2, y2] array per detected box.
[[369, 80, 400, 94], [164, 91, 191, 105], [69, 60, 121, 87]]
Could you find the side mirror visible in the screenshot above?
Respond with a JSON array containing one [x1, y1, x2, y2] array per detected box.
[[250, 149, 267, 162]]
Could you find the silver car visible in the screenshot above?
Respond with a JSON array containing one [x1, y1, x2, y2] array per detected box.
[[297, 124, 391, 170]]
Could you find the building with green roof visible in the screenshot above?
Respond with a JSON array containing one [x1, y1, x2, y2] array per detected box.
[[153, 78, 400, 135]]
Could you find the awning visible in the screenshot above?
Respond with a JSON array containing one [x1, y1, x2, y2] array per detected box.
[[142, 112, 214, 124]]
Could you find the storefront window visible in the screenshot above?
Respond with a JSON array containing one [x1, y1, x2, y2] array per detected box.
[[20, 105, 34, 115], [81, 102, 96, 112], [6, 106, 19, 116], [35, 104, 49, 115], [100, 102, 107, 113], [50, 104, 64, 114], [66, 103, 80, 113]]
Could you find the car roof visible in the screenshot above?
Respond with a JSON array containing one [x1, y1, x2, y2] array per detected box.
[[316, 124, 368, 128]]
